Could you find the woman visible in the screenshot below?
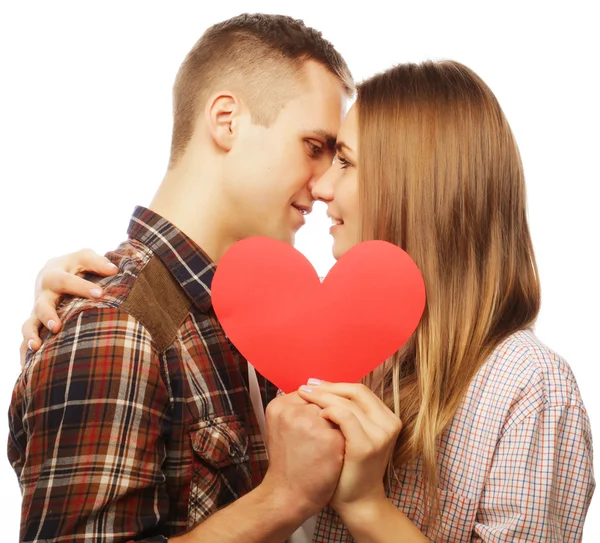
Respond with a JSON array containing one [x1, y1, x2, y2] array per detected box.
[[21, 61, 595, 541]]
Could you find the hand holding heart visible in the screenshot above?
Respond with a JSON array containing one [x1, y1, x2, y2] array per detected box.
[[212, 238, 420, 521], [298, 380, 402, 516]]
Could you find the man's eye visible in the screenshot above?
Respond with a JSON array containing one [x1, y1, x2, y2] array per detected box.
[[306, 141, 323, 157]]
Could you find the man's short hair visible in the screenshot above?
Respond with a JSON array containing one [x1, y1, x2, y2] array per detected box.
[[169, 13, 354, 166]]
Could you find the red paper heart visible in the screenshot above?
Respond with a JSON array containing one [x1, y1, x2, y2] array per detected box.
[[212, 237, 426, 393]]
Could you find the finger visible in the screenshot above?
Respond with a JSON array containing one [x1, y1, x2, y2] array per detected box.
[[265, 391, 310, 419], [306, 380, 394, 422], [34, 296, 63, 334], [71, 248, 118, 276], [20, 340, 28, 368], [21, 315, 43, 351], [298, 385, 372, 429], [298, 402, 338, 429], [40, 270, 106, 299], [299, 384, 402, 439], [319, 405, 371, 452]]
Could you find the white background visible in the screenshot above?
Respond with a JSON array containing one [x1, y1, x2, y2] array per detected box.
[[1, 1, 598, 539]]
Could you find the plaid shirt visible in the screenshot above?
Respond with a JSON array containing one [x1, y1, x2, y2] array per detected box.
[[8, 206, 277, 543], [314, 330, 595, 542]]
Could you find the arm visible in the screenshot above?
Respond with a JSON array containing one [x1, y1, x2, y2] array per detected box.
[[335, 500, 430, 543], [9, 307, 171, 542], [173, 392, 346, 543], [473, 404, 595, 542], [170, 484, 308, 543], [11, 308, 345, 542]]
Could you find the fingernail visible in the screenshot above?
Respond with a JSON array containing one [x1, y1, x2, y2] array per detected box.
[[307, 378, 323, 386], [106, 262, 118, 269], [90, 288, 103, 298], [27, 339, 33, 350], [48, 320, 56, 331], [299, 385, 313, 393]]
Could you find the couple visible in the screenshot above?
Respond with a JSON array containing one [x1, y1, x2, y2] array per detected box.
[[10, 12, 594, 543]]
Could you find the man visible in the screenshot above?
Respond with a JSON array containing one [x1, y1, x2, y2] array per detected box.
[[9, 13, 354, 542]]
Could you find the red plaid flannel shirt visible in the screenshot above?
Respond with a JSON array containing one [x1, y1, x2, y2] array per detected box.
[[9, 206, 276, 542]]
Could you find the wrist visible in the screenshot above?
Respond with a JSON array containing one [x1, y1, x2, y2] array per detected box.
[[334, 493, 391, 527], [254, 476, 315, 527], [336, 497, 428, 543], [170, 481, 312, 543]]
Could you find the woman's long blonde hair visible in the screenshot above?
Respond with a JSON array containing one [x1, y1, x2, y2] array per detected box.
[[358, 61, 541, 523]]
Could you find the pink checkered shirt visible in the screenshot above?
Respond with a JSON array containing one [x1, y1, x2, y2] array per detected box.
[[314, 330, 595, 542]]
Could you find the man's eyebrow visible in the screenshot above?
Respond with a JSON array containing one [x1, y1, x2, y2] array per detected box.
[[308, 129, 337, 151]]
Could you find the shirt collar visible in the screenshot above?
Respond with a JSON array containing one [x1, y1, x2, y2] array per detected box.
[[127, 206, 215, 312]]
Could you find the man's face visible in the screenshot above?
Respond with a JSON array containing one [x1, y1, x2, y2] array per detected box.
[[223, 60, 347, 245]]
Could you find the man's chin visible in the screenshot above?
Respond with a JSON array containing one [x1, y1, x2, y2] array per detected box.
[[252, 227, 295, 246], [280, 230, 295, 246]]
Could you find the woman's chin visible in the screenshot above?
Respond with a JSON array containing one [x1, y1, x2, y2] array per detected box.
[[332, 239, 356, 261]]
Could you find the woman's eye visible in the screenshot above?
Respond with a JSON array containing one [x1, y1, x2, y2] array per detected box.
[[335, 154, 351, 169]]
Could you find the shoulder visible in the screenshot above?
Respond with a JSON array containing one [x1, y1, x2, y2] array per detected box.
[[24, 305, 154, 375], [470, 329, 586, 429], [56, 239, 153, 319], [55, 239, 191, 352]]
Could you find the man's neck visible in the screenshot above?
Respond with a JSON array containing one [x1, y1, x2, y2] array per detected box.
[[149, 167, 234, 264]]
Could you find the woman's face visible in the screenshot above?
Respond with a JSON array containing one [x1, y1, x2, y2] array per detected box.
[[311, 103, 360, 260]]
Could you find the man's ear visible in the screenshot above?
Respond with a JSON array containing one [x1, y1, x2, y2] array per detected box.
[[204, 91, 242, 152]]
